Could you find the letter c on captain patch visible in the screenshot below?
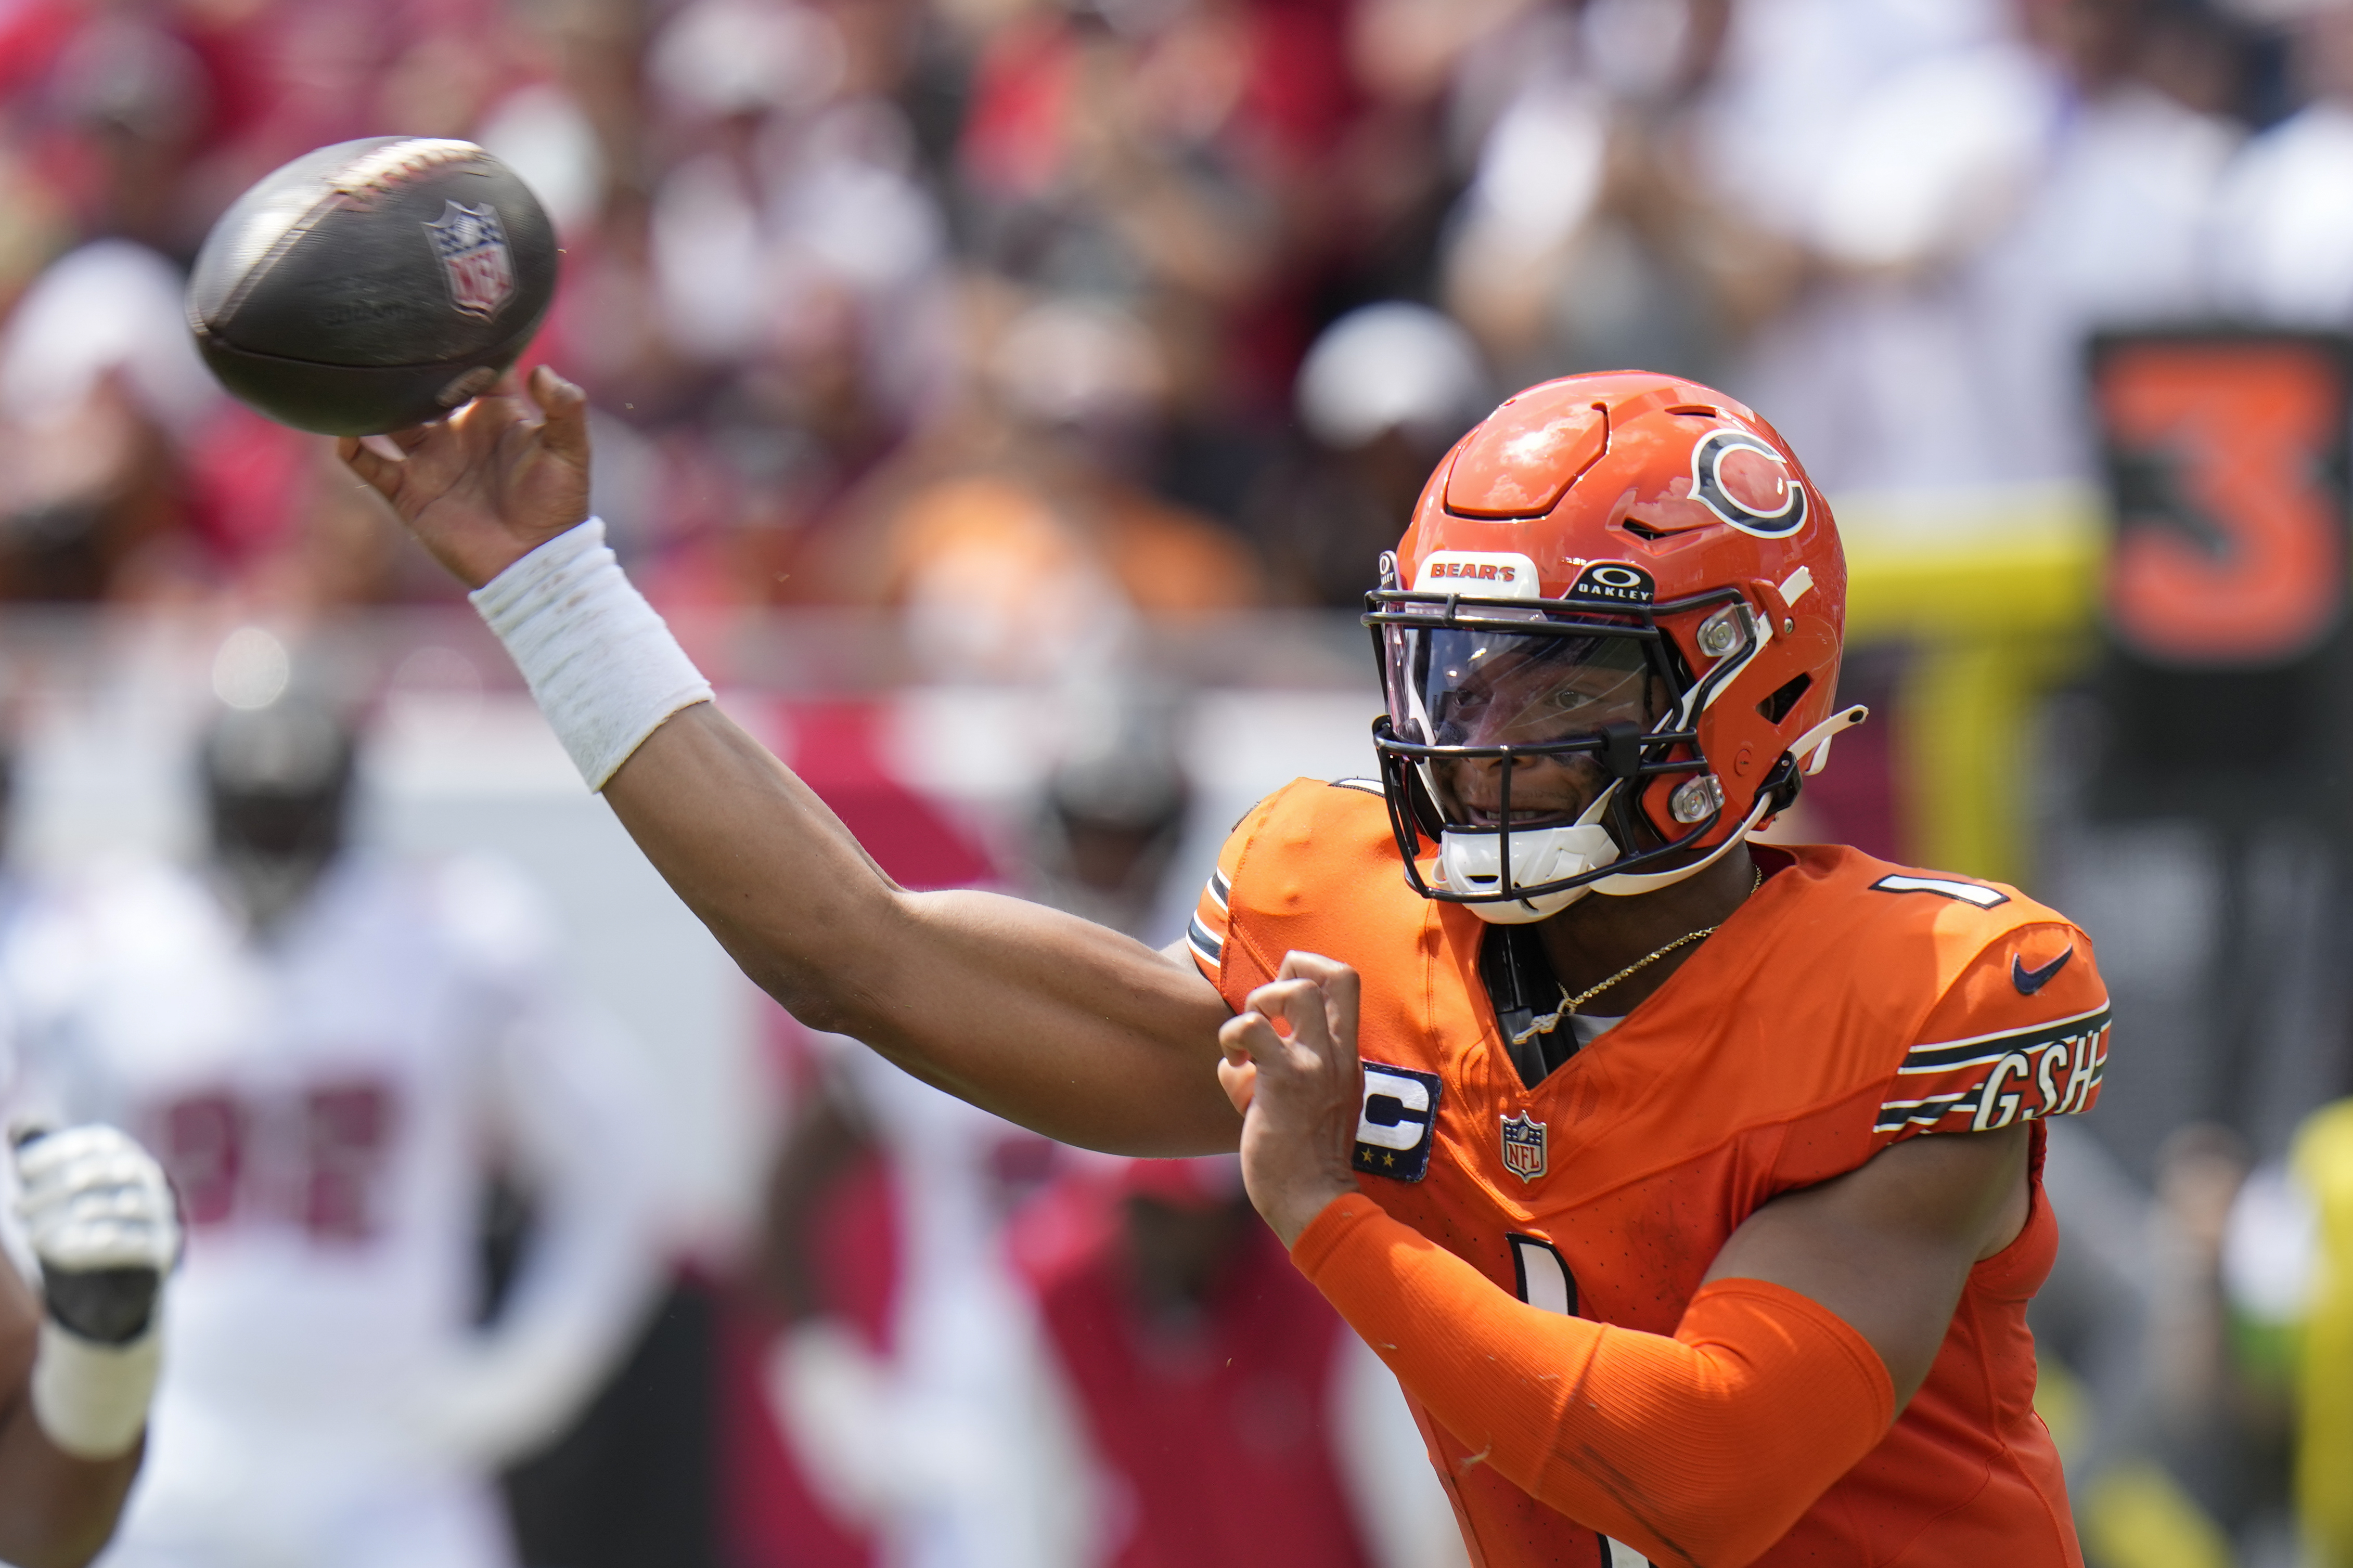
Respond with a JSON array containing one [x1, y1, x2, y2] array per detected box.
[[1355, 1062, 1442, 1182]]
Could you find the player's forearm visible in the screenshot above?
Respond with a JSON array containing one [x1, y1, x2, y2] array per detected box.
[[604, 708, 1240, 1153], [0, 1257, 141, 1568], [0, 1130, 175, 1566], [871, 890, 1241, 1152], [600, 702, 920, 1028], [1292, 1197, 1893, 1568], [0, 1408, 139, 1568]]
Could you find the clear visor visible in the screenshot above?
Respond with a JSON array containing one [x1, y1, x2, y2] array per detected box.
[[1382, 618, 1664, 828]]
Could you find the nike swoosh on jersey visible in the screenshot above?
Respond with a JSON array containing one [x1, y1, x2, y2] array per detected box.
[[2012, 944, 2074, 995]]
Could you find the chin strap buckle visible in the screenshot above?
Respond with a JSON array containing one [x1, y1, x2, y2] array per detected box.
[[1793, 704, 1868, 777]]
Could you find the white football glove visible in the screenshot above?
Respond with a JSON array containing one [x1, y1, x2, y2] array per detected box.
[[12, 1124, 179, 1459]]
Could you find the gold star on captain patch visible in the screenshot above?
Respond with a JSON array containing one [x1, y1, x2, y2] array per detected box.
[[1382, 1151, 1395, 1167]]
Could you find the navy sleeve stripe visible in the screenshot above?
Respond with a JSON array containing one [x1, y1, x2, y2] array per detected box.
[[1186, 914, 1224, 967], [1879, 1010, 2111, 1133], [1896, 1003, 2113, 1074], [1874, 1090, 1982, 1134]]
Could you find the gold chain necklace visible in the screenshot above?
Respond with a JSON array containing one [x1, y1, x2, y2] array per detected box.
[[1510, 865, 1764, 1047]]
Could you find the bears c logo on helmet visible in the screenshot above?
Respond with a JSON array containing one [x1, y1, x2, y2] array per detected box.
[[1691, 429, 1808, 538]]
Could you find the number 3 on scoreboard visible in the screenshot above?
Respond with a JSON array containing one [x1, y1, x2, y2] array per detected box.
[[2093, 332, 2352, 667], [1506, 1237, 1654, 1568]]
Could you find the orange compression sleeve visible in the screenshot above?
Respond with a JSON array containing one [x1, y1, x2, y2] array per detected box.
[[1291, 1197, 1897, 1568]]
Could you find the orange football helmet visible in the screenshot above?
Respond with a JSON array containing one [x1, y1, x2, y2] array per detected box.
[[1365, 370, 1863, 920]]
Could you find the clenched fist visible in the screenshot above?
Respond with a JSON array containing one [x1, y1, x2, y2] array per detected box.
[[1216, 952, 1365, 1247], [14, 1123, 179, 1459]]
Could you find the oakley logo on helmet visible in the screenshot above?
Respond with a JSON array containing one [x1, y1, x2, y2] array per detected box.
[[1692, 430, 1807, 538], [1414, 550, 1542, 598], [1566, 561, 1655, 606]]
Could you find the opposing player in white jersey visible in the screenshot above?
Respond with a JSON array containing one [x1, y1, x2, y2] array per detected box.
[[0, 747, 183, 1566], [0, 693, 669, 1568]]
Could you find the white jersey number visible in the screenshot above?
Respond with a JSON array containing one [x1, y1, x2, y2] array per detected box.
[[1506, 1235, 1653, 1568]]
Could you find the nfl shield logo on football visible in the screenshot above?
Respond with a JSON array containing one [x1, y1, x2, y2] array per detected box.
[[1500, 1111, 1547, 1182], [425, 201, 515, 319]]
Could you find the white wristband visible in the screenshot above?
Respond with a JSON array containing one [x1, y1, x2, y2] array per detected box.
[[469, 520, 715, 790], [31, 1320, 159, 1460]]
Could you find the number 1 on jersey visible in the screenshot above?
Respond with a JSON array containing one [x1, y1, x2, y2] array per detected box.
[[1507, 1236, 1653, 1568], [1508, 1234, 1575, 1316]]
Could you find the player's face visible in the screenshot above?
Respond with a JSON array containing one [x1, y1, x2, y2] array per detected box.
[[1394, 627, 1664, 827]]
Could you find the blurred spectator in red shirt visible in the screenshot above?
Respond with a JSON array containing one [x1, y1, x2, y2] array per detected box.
[[955, 0, 1352, 411], [1007, 1155, 1466, 1568], [820, 292, 1260, 674]]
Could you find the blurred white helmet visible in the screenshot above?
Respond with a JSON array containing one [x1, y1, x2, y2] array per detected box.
[[1295, 302, 1488, 450], [0, 240, 217, 436], [475, 85, 607, 236], [649, 0, 847, 119], [988, 297, 1167, 429]]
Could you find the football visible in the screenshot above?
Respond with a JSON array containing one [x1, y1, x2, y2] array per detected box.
[[187, 137, 558, 436]]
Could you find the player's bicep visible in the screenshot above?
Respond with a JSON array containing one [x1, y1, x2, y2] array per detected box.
[[805, 791, 1271, 1153], [1706, 1122, 2030, 1408], [1161, 936, 1237, 1008], [855, 890, 1240, 1153]]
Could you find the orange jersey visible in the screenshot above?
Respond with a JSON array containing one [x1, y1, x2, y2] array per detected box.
[[1187, 780, 2109, 1568]]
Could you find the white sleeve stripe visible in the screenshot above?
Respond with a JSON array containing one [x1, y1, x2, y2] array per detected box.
[[1899, 1002, 2112, 1067], [1329, 777, 1385, 795], [1205, 870, 1229, 914], [1895, 1050, 2014, 1075], [1879, 1018, 2111, 1133]]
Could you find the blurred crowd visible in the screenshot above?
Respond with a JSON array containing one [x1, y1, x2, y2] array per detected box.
[[17, 0, 2353, 1566], [9, 0, 2353, 628]]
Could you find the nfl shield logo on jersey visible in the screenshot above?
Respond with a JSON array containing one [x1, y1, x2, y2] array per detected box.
[[1500, 1111, 1547, 1182], [424, 201, 515, 319]]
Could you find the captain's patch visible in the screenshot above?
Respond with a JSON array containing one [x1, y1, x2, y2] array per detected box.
[[1355, 1061, 1441, 1182]]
